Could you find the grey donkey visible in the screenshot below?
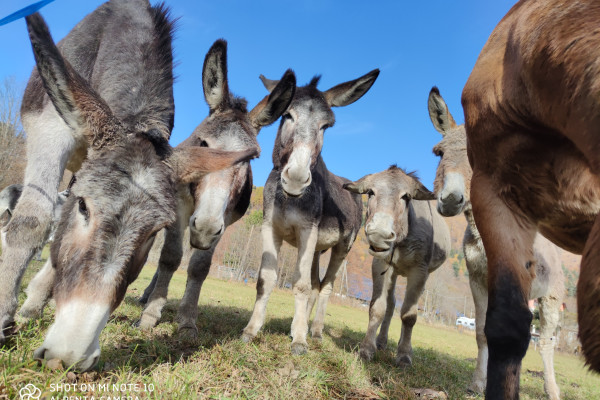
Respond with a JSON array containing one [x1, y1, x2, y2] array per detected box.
[[429, 87, 564, 399], [344, 166, 450, 367], [136, 39, 296, 336], [242, 70, 379, 355], [2, 4, 255, 372]]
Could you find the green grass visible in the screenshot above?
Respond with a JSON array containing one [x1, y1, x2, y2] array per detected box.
[[1, 254, 599, 399]]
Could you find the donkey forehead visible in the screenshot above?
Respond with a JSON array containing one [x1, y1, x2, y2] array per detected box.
[[194, 112, 258, 146], [291, 89, 334, 120]]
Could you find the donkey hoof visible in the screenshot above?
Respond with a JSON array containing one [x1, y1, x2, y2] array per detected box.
[[311, 331, 323, 341], [359, 347, 375, 362], [395, 354, 413, 369], [291, 342, 308, 355], [241, 332, 255, 343], [177, 325, 198, 340], [138, 295, 149, 305], [136, 314, 158, 330], [376, 338, 388, 351]]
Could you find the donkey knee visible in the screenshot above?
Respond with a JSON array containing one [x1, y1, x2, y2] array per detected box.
[[401, 313, 417, 328]]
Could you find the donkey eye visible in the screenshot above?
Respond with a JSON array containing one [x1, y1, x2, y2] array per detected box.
[[200, 140, 209, 147], [434, 149, 444, 157], [282, 113, 294, 123], [367, 189, 375, 197], [320, 123, 330, 132], [402, 193, 411, 202], [78, 197, 89, 220]]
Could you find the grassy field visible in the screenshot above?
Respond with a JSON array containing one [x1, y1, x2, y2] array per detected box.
[[1, 253, 599, 399]]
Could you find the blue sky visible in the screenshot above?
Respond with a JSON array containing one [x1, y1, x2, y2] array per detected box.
[[0, 0, 515, 189]]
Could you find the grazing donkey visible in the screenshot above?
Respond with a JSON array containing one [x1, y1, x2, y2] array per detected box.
[[344, 166, 450, 367], [428, 87, 564, 399], [136, 40, 296, 336], [461, 0, 600, 396], [242, 70, 379, 354], [2, 4, 255, 371]]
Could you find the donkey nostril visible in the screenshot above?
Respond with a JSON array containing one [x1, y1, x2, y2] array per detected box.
[[387, 231, 396, 240], [304, 175, 310, 184], [33, 346, 47, 360], [215, 225, 223, 236]]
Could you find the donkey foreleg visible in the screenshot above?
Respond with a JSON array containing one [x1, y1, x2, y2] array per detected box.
[[376, 272, 397, 351], [538, 294, 561, 400], [578, 212, 600, 373], [360, 258, 395, 361], [18, 258, 55, 321], [467, 270, 489, 394], [471, 172, 536, 400], [306, 252, 320, 322], [310, 246, 347, 340], [396, 266, 428, 368], [242, 223, 282, 342], [138, 221, 184, 330], [176, 248, 214, 338], [0, 118, 73, 343], [289, 225, 319, 355]]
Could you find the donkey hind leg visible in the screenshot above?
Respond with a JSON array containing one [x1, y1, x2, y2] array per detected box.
[[176, 248, 214, 338], [139, 271, 158, 305], [396, 266, 428, 368], [18, 257, 55, 321], [289, 225, 319, 355], [138, 223, 184, 330], [376, 272, 397, 351], [538, 294, 561, 400], [0, 113, 73, 342], [360, 258, 395, 361], [471, 172, 536, 400], [242, 223, 282, 342], [467, 272, 489, 394], [306, 252, 320, 322], [310, 245, 347, 340]]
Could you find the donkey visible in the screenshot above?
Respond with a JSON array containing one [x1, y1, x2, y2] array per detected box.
[[428, 87, 564, 398], [1, 4, 255, 371], [461, 0, 600, 396], [242, 70, 379, 354], [136, 40, 296, 336], [344, 166, 450, 367]]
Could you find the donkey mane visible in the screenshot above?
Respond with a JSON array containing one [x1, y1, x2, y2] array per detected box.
[[308, 75, 321, 88], [230, 95, 248, 113], [387, 164, 419, 180]]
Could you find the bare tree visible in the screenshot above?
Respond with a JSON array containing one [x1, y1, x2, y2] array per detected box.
[[0, 77, 25, 189]]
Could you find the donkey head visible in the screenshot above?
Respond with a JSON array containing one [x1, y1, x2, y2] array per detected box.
[[344, 166, 434, 259], [185, 40, 295, 250], [26, 14, 256, 371], [265, 69, 379, 197], [428, 87, 471, 217]]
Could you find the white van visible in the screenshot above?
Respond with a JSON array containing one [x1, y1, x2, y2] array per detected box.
[[456, 317, 476, 330]]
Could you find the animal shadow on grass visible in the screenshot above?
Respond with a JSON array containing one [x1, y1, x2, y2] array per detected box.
[[102, 297, 294, 372], [327, 325, 479, 399]]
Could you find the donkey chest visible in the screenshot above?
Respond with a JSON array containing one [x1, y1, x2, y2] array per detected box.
[[272, 207, 345, 249]]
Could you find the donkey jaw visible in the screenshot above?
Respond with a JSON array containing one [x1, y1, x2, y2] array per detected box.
[[34, 299, 109, 372]]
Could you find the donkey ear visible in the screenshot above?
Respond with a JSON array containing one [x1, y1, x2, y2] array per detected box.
[[249, 69, 296, 130], [202, 39, 230, 112], [259, 74, 280, 93], [26, 13, 122, 150], [169, 146, 259, 184], [323, 69, 379, 107], [428, 86, 456, 135], [343, 179, 369, 194], [412, 181, 436, 201]]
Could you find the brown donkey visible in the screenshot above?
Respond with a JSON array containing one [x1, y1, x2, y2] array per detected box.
[[462, 0, 600, 397], [429, 87, 564, 399], [137, 40, 295, 335], [2, 5, 254, 371], [242, 70, 379, 354], [344, 166, 450, 368]]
